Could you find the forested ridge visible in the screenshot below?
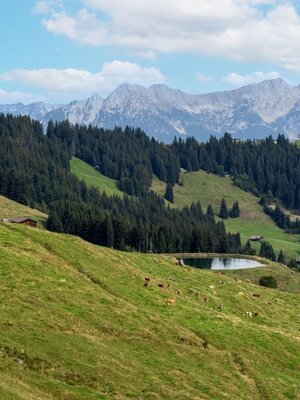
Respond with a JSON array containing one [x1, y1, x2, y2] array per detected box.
[[0, 113, 299, 255], [48, 120, 300, 210]]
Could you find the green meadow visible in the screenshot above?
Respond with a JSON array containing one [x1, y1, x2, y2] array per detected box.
[[151, 171, 300, 260], [0, 195, 47, 226], [70, 157, 124, 197], [0, 222, 299, 400]]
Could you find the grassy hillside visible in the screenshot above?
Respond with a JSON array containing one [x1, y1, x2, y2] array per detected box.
[[70, 157, 124, 197], [0, 195, 47, 225], [151, 172, 300, 259], [0, 223, 299, 400]]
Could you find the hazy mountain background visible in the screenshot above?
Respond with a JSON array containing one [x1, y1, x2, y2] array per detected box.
[[1, 78, 300, 142]]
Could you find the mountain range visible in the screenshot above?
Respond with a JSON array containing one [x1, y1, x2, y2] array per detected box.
[[1, 78, 300, 142]]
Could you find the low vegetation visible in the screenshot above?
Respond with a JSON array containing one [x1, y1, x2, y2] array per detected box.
[[259, 275, 278, 289], [0, 223, 299, 399]]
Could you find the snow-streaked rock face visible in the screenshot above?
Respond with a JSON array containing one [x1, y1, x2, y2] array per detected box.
[[1, 79, 300, 142]]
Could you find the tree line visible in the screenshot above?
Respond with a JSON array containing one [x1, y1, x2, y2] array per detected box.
[[0, 114, 299, 258], [0, 114, 240, 254], [47, 121, 300, 212]]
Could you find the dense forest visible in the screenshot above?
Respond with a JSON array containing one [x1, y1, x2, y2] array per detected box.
[[48, 121, 300, 210], [0, 114, 242, 254], [0, 113, 299, 255]]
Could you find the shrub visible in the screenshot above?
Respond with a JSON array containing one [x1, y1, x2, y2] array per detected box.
[[259, 275, 277, 289]]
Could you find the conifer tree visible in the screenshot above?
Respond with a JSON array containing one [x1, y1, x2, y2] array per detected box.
[[219, 198, 228, 219], [229, 201, 240, 218], [277, 249, 285, 264], [243, 240, 252, 255], [207, 204, 214, 218], [165, 183, 174, 203]]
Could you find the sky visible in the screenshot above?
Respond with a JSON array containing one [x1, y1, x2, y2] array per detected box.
[[2, 0, 300, 104]]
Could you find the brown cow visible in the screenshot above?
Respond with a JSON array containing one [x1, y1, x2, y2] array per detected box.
[[158, 283, 164, 288], [167, 298, 176, 305], [253, 293, 261, 298]]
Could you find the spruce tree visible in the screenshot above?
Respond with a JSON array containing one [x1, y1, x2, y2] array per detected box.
[[207, 204, 215, 218], [219, 198, 228, 219], [229, 201, 240, 218], [278, 249, 285, 264], [243, 240, 252, 255], [165, 183, 174, 203]]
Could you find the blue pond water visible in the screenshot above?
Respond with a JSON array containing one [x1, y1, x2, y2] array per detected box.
[[181, 257, 263, 270]]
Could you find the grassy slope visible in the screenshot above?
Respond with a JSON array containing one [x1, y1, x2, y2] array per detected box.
[[0, 195, 47, 226], [70, 157, 124, 197], [151, 172, 300, 259], [0, 223, 299, 400]]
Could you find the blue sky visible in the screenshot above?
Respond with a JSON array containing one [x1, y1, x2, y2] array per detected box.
[[1, 0, 300, 103]]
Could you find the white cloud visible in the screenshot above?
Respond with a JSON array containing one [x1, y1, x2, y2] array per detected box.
[[196, 73, 214, 82], [33, 0, 62, 15], [223, 71, 282, 86], [0, 61, 165, 97], [0, 89, 44, 104], [37, 0, 300, 73]]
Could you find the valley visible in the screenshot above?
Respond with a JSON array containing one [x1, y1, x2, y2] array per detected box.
[[2, 3, 300, 399]]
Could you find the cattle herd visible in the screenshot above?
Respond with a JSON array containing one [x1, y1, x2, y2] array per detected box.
[[143, 274, 267, 317]]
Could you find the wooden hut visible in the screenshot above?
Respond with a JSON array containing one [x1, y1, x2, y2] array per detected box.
[[9, 217, 37, 227]]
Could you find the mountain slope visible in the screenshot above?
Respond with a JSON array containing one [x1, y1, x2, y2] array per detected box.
[[70, 157, 124, 197], [0, 223, 299, 399], [2, 79, 300, 142], [0, 195, 47, 224], [151, 171, 300, 260]]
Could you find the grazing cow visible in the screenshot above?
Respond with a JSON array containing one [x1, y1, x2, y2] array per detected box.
[[189, 288, 196, 294], [144, 282, 149, 288], [218, 304, 224, 309], [219, 281, 225, 285], [253, 293, 261, 298], [254, 312, 259, 317], [158, 283, 164, 288], [145, 277, 150, 282], [244, 311, 253, 318], [176, 289, 181, 295], [204, 297, 209, 302], [167, 298, 176, 305], [234, 277, 242, 283]]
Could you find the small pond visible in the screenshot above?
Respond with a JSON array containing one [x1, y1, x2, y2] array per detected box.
[[181, 257, 264, 270]]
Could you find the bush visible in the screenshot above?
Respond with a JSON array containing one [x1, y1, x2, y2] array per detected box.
[[259, 275, 277, 289]]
